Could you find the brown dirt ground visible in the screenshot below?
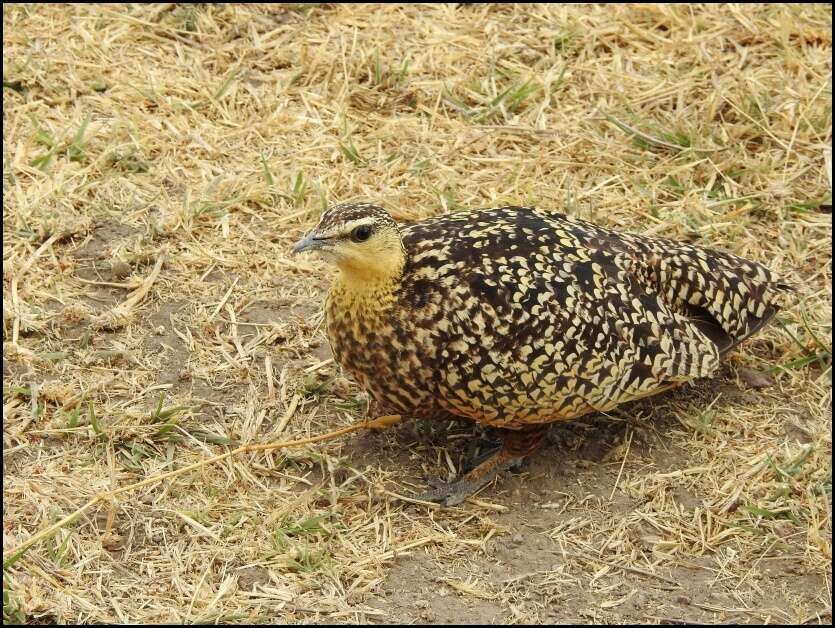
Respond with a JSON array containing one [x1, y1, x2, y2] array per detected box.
[[3, 3, 832, 625]]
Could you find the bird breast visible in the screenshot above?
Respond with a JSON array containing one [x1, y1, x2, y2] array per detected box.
[[325, 276, 439, 417]]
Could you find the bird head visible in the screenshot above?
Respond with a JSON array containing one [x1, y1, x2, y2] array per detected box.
[[292, 202, 405, 282]]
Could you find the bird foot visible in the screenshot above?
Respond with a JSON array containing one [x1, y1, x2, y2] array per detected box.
[[415, 455, 524, 506]]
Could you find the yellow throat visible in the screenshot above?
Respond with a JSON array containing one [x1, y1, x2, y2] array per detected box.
[[327, 227, 406, 318]]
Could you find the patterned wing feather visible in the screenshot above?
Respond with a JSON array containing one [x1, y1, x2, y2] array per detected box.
[[400, 209, 714, 427]]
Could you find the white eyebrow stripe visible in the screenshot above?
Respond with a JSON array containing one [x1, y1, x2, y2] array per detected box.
[[317, 216, 377, 238], [342, 217, 377, 231]]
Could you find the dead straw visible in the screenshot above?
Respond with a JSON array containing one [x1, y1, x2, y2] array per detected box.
[[94, 254, 166, 330], [3, 414, 402, 570]]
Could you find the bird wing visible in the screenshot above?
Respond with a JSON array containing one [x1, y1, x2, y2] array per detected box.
[[434, 245, 721, 427], [424, 208, 787, 426], [403, 207, 790, 428]]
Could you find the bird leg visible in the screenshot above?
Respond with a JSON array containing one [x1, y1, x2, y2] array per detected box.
[[416, 424, 549, 506]]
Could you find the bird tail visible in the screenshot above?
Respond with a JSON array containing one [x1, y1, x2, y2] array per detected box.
[[648, 243, 794, 355]]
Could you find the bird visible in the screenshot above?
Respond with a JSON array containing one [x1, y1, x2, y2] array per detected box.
[[292, 202, 792, 505]]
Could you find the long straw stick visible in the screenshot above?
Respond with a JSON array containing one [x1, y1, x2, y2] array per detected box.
[[3, 414, 402, 569]]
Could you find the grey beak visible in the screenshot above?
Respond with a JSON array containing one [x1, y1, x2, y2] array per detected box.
[[292, 232, 329, 255]]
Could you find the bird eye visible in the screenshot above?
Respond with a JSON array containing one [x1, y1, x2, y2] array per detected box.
[[351, 225, 373, 242]]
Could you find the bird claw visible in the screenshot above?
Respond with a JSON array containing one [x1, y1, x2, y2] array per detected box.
[[415, 479, 476, 506], [414, 455, 525, 506], [425, 477, 450, 490]]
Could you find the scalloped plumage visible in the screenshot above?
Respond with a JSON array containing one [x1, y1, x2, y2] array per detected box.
[[305, 202, 792, 503]]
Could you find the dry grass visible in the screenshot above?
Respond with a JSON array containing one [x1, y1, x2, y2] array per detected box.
[[2, 3, 831, 624]]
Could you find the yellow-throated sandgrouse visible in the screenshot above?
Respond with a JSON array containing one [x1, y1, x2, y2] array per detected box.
[[293, 202, 792, 505]]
